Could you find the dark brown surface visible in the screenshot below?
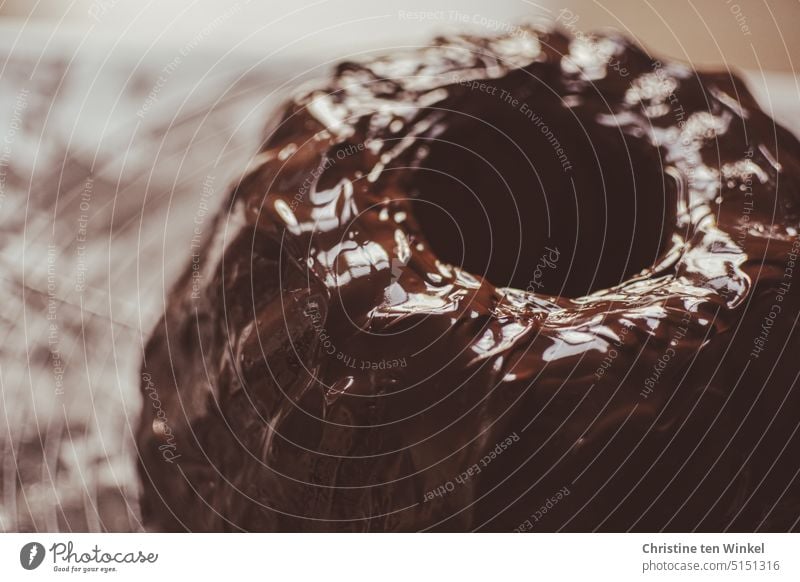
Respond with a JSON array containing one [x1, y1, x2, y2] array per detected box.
[[138, 27, 800, 532]]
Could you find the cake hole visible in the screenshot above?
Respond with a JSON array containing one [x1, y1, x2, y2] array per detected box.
[[406, 75, 676, 298]]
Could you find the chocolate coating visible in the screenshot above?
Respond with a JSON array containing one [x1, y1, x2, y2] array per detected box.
[[138, 28, 800, 531]]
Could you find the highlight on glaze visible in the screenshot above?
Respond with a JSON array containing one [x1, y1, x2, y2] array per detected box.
[[137, 26, 800, 532]]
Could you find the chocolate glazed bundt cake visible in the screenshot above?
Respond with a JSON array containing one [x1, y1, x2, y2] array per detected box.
[[137, 27, 800, 531]]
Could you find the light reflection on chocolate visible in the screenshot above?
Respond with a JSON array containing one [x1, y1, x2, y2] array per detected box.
[[138, 27, 800, 531]]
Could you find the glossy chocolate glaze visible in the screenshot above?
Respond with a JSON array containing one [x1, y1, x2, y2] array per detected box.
[[138, 28, 800, 531]]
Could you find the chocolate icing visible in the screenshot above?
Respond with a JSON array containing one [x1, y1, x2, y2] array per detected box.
[[137, 28, 800, 531]]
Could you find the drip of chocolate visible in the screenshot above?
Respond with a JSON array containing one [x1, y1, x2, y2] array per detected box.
[[138, 28, 800, 531]]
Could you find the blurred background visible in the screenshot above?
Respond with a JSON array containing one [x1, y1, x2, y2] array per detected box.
[[1, 0, 798, 71], [0, 0, 798, 532]]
